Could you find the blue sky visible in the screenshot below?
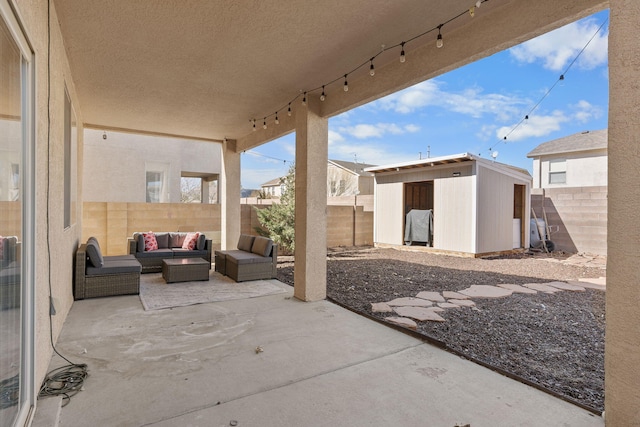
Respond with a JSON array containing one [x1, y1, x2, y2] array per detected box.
[[240, 9, 609, 190]]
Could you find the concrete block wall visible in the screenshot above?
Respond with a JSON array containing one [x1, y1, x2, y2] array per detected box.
[[82, 202, 222, 255], [241, 203, 373, 248], [0, 201, 22, 238], [531, 186, 607, 255]]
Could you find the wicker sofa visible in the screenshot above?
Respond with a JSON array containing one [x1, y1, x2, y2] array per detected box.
[[1, 236, 20, 309], [74, 237, 142, 300], [215, 234, 277, 282], [128, 232, 212, 273]]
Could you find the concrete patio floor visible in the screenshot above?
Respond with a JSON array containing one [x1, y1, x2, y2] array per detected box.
[[34, 280, 604, 427]]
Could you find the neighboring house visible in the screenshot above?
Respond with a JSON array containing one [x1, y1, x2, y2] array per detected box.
[[527, 129, 608, 255], [260, 159, 377, 198], [260, 177, 285, 198], [327, 159, 376, 197], [366, 153, 532, 256], [83, 129, 222, 203]]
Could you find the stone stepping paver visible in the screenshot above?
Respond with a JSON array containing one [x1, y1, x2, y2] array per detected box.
[[386, 297, 433, 307], [546, 281, 585, 292], [497, 284, 537, 294], [385, 316, 418, 330], [438, 302, 461, 309], [523, 283, 562, 294], [578, 277, 606, 286], [442, 291, 468, 300], [371, 302, 393, 313], [448, 299, 475, 307], [459, 285, 513, 298], [393, 306, 446, 322], [570, 280, 606, 291], [415, 291, 445, 302]]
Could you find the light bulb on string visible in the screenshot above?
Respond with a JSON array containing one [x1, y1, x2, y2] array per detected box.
[[469, 6, 475, 17], [302, 92, 307, 106], [275, 112, 279, 125], [369, 58, 375, 76], [476, 0, 481, 8], [400, 42, 406, 63], [263, 118, 267, 129], [436, 25, 443, 48], [343, 75, 349, 92], [287, 103, 292, 116], [320, 86, 326, 101], [252, 119, 256, 132]]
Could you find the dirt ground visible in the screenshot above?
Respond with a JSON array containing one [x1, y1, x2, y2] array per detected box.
[[276, 246, 606, 413]]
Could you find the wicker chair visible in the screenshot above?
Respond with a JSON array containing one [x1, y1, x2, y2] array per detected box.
[[74, 242, 142, 300], [215, 235, 278, 282]]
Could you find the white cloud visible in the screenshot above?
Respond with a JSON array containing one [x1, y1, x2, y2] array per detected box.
[[496, 111, 569, 142], [375, 80, 527, 121], [509, 18, 608, 71], [339, 122, 416, 139]]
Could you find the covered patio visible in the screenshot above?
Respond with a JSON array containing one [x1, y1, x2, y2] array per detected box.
[[1, 0, 639, 425]]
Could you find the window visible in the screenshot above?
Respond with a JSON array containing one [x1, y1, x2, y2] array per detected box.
[[63, 88, 77, 228], [145, 162, 169, 203], [548, 159, 566, 185], [0, 3, 35, 424], [180, 177, 202, 203]]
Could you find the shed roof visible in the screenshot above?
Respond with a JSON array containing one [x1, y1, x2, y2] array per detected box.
[[329, 159, 377, 177], [526, 129, 607, 158]]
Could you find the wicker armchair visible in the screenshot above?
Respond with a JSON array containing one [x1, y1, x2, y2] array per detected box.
[[74, 242, 142, 300]]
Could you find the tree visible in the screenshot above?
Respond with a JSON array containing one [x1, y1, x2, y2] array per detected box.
[[254, 165, 295, 253]]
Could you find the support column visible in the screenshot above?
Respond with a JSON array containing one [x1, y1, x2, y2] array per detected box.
[[605, 0, 640, 424], [221, 139, 241, 250], [294, 97, 328, 301]]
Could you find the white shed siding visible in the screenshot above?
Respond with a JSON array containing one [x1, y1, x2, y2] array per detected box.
[[476, 166, 516, 253], [433, 175, 475, 252], [373, 179, 404, 245]]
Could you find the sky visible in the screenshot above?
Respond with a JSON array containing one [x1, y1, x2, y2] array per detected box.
[[240, 9, 609, 190]]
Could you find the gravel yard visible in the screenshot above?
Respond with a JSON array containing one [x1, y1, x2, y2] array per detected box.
[[276, 247, 606, 413]]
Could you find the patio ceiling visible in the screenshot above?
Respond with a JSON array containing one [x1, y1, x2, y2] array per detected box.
[[53, 0, 606, 148]]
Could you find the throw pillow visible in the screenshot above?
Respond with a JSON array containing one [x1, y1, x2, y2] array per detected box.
[[182, 232, 200, 250], [142, 231, 158, 251], [251, 236, 273, 258], [170, 232, 185, 248]]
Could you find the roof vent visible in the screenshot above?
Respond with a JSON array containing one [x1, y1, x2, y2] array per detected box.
[[582, 130, 590, 134]]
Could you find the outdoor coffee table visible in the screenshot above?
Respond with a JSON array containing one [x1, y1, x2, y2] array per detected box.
[[162, 258, 210, 283]]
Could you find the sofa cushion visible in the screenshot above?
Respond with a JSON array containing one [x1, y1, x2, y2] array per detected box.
[[170, 232, 186, 248], [237, 234, 255, 252], [142, 232, 158, 251], [172, 248, 208, 258], [197, 233, 206, 250], [86, 241, 104, 268], [226, 251, 273, 265], [135, 248, 173, 258], [86, 257, 142, 276], [182, 232, 200, 250], [134, 233, 145, 252], [155, 232, 170, 249], [251, 236, 273, 258], [0, 236, 4, 260]]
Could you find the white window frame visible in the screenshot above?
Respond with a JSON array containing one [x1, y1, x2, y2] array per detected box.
[[0, 1, 36, 425], [548, 159, 567, 185]]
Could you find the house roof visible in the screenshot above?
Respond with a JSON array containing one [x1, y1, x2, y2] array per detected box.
[[261, 177, 284, 187], [526, 129, 608, 158], [364, 152, 531, 179], [328, 160, 377, 177]]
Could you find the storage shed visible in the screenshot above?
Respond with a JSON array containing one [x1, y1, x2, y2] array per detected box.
[[365, 153, 532, 257]]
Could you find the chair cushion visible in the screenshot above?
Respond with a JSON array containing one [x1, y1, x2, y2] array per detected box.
[[237, 234, 255, 252], [86, 257, 142, 275], [170, 232, 186, 248], [86, 241, 104, 268], [251, 236, 273, 257], [226, 251, 273, 265], [142, 232, 158, 251]]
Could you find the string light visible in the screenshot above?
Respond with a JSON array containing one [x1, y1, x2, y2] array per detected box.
[[252, 119, 256, 132], [263, 118, 267, 129], [490, 16, 608, 150], [274, 112, 279, 124], [247, 0, 492, 131], [320, 86, 326, 101]]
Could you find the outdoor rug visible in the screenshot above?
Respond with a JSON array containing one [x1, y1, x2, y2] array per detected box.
[[139, 270, 288, 311]]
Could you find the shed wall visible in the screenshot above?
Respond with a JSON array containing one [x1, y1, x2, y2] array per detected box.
[[433, 175, 475, 252]]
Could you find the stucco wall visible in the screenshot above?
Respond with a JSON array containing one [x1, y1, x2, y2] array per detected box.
[[83, 129, 221, 203], [532, 150, 607, 189]]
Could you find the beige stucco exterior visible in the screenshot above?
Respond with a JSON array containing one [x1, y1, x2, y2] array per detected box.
[[5, 0, 640, 424], [532, 151, 607, 189]]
